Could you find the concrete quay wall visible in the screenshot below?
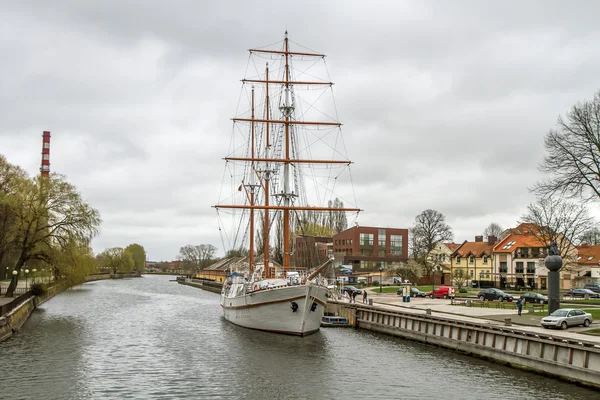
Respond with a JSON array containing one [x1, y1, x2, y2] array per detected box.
[[178, 278, 223, 294], [328, 301, 600, 389]]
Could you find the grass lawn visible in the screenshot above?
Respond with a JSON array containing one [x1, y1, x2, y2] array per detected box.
[[561, 299, 600, 306], [582, 328, 600, 336]]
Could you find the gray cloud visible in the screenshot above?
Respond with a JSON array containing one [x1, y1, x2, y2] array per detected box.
[[1, 1, 599, 260]]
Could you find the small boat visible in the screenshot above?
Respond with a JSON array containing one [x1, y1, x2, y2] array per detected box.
[[321, 315, 351, 327]]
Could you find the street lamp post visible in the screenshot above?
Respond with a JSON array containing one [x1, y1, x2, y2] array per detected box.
[[32, 269, 37, 285], [25, 269, 29, 291], [432, 268, 435, 294], [12, 270, 18, 295], [379, 266, 383, 293]]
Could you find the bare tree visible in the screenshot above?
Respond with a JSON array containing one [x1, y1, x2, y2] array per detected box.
[[411, 209, 453, 278], [519, 196, 595, 269], [483, 222, 503, 240], [533, 90, 600, 201], [412, 210, 454, 252], [581, 228, 600, 245]]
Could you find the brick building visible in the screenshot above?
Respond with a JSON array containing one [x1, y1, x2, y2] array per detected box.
[[332, 226, 408, 273], [292, 235, 332, 269]]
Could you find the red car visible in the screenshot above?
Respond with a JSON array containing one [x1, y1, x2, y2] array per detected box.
[[429, 286, 455, 299]]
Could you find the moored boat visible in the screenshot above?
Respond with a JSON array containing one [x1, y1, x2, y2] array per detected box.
[[215, 32, 360, 336]]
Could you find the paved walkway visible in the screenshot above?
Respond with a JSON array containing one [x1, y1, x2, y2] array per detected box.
[[0, 280, 37, 306], [342, 292, 600, 343]]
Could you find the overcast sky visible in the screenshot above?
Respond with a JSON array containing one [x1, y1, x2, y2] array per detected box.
[[1, 1, 599, 261]]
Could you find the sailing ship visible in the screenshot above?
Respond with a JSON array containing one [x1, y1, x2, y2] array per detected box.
[[215, 32, 360, 336]]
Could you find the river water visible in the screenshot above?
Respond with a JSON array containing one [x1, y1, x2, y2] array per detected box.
[[0, 275, 596, 399]]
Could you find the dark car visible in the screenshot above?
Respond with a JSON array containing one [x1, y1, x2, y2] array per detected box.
[[341, 286, 362, 295], [397, 287, 426, 297], [567, 288, 600, 298], [584, 284, 600, 294], [520, 292, 548, 304], [476, 288, 514, 302]]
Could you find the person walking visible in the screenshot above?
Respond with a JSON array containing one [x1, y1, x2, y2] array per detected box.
[[516, 298, 523, 316], [352, 290, 358, 303], [363, 289, 368, 304]]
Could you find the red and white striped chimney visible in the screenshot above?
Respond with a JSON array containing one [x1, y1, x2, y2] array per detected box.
[[40, 131, 51, 176]]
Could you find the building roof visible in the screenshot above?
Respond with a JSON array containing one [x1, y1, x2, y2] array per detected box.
[[508, 223, 542, 235], [493, 233, 546, 253], [444, 243, 461, 252], [453, 241, 494, 257], [577, 244, 600, 265]]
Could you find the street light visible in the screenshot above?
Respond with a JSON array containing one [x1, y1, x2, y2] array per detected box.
[[25, 269, 29, 291], [432, 268, 436, 294], [12, 270, 17, 293], [379, 266, 384, 293], [32, 269, 37, 285]]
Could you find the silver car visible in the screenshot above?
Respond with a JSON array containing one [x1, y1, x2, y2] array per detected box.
[[540, 308, 593, 329]]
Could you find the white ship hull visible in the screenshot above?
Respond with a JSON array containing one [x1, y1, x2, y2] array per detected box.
[[220, 282, 328, 336]]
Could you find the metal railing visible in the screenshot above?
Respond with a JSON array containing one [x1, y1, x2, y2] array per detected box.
[[0, 290, 33, 317]]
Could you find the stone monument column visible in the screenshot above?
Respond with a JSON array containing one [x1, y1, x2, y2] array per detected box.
[[544, 242, 562, 314]]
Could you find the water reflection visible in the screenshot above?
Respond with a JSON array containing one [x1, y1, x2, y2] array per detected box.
[[0, 275, 596, 400]]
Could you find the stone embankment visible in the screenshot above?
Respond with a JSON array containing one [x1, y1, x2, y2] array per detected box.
[[177, 277, 223, 294], [327, 300, 600, 389]]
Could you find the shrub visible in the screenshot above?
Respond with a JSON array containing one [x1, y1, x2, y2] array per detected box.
[[30, 283, 46, 296], [459, 288, 468, 294]]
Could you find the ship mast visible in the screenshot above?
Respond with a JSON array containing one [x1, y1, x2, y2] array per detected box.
[[282, 32, 292, 269], [263, 64, 271, 278], [216, 32, 362, 273]]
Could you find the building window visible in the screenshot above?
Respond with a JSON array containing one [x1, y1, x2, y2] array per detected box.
[[500, 262, 507, 273], [483, 255, 488, 264], [390, 235, 402, 256], [469, 255, 474, 264], [378, 249, 385, 257], [470, 270, 474, 277], [527, 262, 535, 274], [378, 229, 386, 248], [516, 262, 524, 274], [360, 233, 374, 246], [456, 256, 461, 264]]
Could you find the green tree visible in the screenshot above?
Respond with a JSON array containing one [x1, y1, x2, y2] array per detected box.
[[5, 173, 100, 297], [125, 243, 146, 272], [388, 260, 422, 284], [0, 156, 30, 280], [98, 247, 133, 274], [50, 239, 97, 287]]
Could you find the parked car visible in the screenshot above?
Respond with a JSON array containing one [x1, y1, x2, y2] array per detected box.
[[341, 286, 362, 295], [583, 284, 600, 294], [541, 308, 593, 329], [397, 287, 427, 297], [520, 292, 548, 304], [566, 288, 600, 299], [429, 286, 455, 299], [476, 288, 514, 302]]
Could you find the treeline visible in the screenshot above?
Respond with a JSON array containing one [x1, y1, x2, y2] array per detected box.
[[96, 244, 146, 274]]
